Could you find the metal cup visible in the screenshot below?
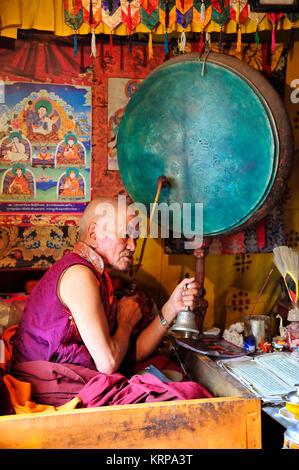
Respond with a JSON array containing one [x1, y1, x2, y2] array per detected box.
[[244, 315, 270, 350]]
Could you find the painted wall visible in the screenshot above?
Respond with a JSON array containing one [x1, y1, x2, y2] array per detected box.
[[0, 37, 298, 333]]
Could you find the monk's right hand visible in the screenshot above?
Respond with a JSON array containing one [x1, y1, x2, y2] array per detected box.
[[116, 295, 142, 331]]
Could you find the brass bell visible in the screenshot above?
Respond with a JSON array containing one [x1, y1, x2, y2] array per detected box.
[[170, 305, 199, 339]]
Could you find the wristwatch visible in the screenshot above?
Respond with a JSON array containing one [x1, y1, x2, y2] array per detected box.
[[158, 310, 172, 329]]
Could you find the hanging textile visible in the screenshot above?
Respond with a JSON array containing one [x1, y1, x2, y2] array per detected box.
[[211, 0, 230, 51], [64, 0, 85, 57], [121, 0, 141, 52], [82, 0, 102, 57], [247, 6, 265, 48], [0, 0, 298, 39], [176, 0, 194, 52], [159, 0, 176, 53], [140, 0, 160, 58], [101, 0, 122, 55], [193, 0, 212, 54], [230, 0, 248, 52], [267, 13, 284, 52]]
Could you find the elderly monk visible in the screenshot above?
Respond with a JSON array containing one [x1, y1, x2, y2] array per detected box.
[[11, 197, 211, 408]]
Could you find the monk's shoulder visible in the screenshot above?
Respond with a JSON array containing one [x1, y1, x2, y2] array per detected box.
[[60, 263, 99, 286]]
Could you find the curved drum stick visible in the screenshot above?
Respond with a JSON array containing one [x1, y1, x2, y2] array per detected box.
[[136, 175, 170, 274]]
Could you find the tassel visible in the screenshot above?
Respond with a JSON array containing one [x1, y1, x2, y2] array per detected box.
[[178, 31, 186, 53], [199, 31, 204, 55], [74, 30, 78, 57], [200, 1, 205, 23], [271, 24, 275, 52], [143, 0, 148, 9], [181, 0, 184, 10], [89, 0, 93, 25], [218, 25, 223, 52], [255, 25, 260, 48], [236, 24, 241, 53], [205, 31, 211, 49], [164, 30, 169, 53], [148, 32, 153, 59], [108, 0, 113, 14], [109, 32, 114, 56], [91, 28, 97, 57]]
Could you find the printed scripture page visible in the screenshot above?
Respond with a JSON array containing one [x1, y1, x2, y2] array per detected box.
[[254, 353, 299, 387], [226, 360, 294, 397]]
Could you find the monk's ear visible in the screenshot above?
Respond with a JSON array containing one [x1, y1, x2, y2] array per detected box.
[[87, 222, 98, 249]]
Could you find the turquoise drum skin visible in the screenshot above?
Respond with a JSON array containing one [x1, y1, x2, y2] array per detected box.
[[117, 53, 293, 238]]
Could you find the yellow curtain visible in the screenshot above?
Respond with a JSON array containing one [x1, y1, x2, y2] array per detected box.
[[0, 0, 299, 39]]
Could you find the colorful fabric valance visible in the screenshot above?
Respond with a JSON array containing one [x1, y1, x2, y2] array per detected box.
[[0, 0, 299, 40]]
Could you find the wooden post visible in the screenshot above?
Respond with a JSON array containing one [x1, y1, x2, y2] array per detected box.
[[193, 237, 211, 333]]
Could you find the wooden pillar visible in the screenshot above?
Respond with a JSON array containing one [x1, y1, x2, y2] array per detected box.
[[193, 237, 211, 333]]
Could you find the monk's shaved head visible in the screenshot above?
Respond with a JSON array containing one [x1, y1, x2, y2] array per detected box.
[[79, 197, 120, 241], [78, 196, 139, 270]]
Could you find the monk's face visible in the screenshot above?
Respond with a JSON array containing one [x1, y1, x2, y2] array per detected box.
[[93, 202, 138, 271]]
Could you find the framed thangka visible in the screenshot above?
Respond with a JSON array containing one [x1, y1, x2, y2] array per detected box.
[[107, 78, 142, 170], [0, 82, 91, 226]]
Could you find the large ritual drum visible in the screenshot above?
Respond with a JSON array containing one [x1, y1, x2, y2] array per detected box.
[[117, 53, 293, 238]]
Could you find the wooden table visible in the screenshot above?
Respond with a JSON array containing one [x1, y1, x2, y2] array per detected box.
[[176, 343, 290, 449]]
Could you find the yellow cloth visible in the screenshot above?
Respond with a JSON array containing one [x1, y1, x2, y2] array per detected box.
[[1, 326, 82, 415], [0, 0, 298, 39], [3, 374, 82, 414]]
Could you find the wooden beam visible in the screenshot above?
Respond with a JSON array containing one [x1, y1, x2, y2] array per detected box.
[[0, 397, 261, 449]]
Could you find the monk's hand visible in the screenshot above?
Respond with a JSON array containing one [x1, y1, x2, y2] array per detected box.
[[117, 295, 142, 331], [161, 278, 199, 325]]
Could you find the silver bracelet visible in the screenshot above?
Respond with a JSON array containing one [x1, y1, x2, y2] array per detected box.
[[158, 310, 172, 329]]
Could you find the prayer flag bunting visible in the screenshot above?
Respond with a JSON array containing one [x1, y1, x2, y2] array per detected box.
[[82, 0, 102, 57], [176, 0, 194, 52], [121, 0, 141, 52], [211, 0, 230, 51], [266, 13, 284, 51], [102, 0, 122, 55], [248, 7, 265, 47], [230, 0, 248, 52], [159, 0, 176, 53], [140, 0, 160, 58], [64, 0, 84, 57], [193, 0, 212, 54]]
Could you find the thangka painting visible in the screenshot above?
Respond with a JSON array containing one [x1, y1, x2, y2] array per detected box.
[[107, 78, 142, 170], [0, 82, 91, 225]]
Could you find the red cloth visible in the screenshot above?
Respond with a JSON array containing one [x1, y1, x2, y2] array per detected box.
[[11, 357, 212, 408]]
